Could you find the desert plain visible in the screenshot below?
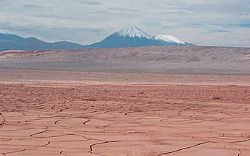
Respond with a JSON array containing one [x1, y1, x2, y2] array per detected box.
[[0, 46, 250, 156]]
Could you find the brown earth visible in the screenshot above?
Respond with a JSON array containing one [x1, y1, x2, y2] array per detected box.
[[0, 69, 250, 156], [1, 46, 250, 74]]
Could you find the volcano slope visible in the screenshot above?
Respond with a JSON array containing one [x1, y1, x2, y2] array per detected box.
[[0, 46, 250, 156]]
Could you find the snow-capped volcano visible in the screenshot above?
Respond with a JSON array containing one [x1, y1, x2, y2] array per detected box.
[[154, 35, 186, 44], [115, 25, 153, 39], [86, 25, 193, 48]]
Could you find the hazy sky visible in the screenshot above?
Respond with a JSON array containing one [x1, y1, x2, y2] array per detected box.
[[0, 0, 250, 47]]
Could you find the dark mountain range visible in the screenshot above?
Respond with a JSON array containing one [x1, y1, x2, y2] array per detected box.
[[0, 33, 84, 51], [0, 26, 193, 51]]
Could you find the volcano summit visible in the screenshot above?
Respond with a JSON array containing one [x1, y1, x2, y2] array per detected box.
[[86, 25, 193, 48]]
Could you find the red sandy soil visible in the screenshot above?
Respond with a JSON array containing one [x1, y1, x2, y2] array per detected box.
[[0, 70, 250, 156]]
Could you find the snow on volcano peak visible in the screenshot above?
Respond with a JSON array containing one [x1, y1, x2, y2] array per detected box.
[[115, 25, 153, 39], [86, 26, 193, 48], [155, 35, 186, 44]]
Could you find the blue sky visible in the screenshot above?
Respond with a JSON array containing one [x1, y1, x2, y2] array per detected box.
[[0, 0, 250, 47]]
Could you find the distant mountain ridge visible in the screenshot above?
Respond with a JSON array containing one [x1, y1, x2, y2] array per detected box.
[[0, 33, 84, 51], [0, 26, 193, 51]]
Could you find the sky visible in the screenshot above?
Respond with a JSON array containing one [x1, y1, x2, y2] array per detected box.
[[0, 0, 250, 47]]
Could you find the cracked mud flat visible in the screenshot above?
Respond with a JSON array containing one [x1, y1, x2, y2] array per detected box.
[[0, 71, 250, 156]]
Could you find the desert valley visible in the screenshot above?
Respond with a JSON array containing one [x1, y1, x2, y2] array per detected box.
[[1, 0, 250, 155], [0, 46, 250, 156]]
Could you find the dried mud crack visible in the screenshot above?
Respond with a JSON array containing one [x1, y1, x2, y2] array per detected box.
[[0, 80, 250, 156], [0, 113, 6, 128], [2, 141, 50, 156], [30, 129, 48, 137], [83, 119, 90, 125], [157, 141, 210, 155], [89, 141, 120, 153]]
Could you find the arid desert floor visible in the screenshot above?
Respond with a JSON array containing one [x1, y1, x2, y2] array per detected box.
[[0, 69, 250, 156]]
